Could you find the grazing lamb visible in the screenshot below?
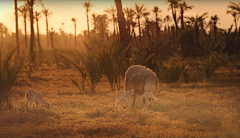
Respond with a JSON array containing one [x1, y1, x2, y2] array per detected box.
[[124, 65, 158, 106], [25, 89, 51, 109], [115, 89, 135, 108]]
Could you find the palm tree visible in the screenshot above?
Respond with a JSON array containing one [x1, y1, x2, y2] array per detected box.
[[62, 23, 64, 31], [96, 14, 108, 39], [34, 11, 41, 49], [186, 12, 208, 47], [132, 3, 149, 45], [123, 7, 134, 38], [14, 0, 20, 55], [18, 3, 29, 49], [152, 6, 162, 39], [115, 0, 131, 57], [91, 13, 98, 34], [82, 0, 93, 39], [211, 15, 220, 44], [227, 2, 240, 32], [42, 7, 53, 48], [71, 18, 77, 48], [49, 27, 56, 48], [164, 15, 172, 34], [179, 1, 193, 30], [104, 6, 117, 35], [166, 0, 182, 48], [0, 23, 8, 49]]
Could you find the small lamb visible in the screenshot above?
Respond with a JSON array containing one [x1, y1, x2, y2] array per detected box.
[[115, 89, 135, 108], [25, 89, 51, 109]]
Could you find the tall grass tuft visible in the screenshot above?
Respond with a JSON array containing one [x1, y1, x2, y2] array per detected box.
[[157, 57, 187, 84], [189, 54, 222, 79], [0, 42, 23, 111]]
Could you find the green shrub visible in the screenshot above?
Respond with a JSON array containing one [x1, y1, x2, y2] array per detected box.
[[157, 57, 187, 84], [189, 54, 222, 79], [0, 43, 23, 111]]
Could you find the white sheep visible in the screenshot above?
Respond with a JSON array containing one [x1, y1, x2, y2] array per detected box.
[[25, 89, 51, 109], [124, 65, 158, 106], [115, 89, 135, 108]]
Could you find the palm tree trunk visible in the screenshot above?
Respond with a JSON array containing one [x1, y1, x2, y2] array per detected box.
[[171, 7, 179, 49], [213, 23, 217, 44], [113, 16, 116, 35], [180, 8, 184, 30], [137, 18, 142, 46], [29, 0, 34, 60], [46, 16, 49, 48], [36, 19, 41, 50], [234, 18, 238, 32], [24, 17, 28, 49], [155, 13, 158, 39], [115, 0, 131, 57], [14, 0, 20, 55], [74, 23, 77, 48], [87, 13, 90, 38]]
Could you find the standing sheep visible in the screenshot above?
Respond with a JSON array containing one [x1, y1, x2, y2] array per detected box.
[[115, 89, 135, 108], [124, 65, 158, 106], [25, 89, 51, 109]]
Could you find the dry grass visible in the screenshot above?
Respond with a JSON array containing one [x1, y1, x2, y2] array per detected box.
[[1, 64, 240, 138]]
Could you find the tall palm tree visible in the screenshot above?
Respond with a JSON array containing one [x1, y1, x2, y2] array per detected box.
[[0, 23, 7, 49], [123, 7, 134, 38], [104, 6, 117, 35], [71, 18, 77, 48], [132, 3, 149, 45], [49, 27, 56, 48], [211, 15, 220, 44], [42, 7, 53, 48], [164, 15, 172, 34], [96, 14, 108, 39], [166, 0, 182, 48], [34, 11, 41, 49], [179, 1, 193, 30], [227, 2, 240, 32], [186, 12, 208, 47], [14, 0, 20, 55], [91, 13, 98, 34], [152, 6, 162, 39], [115, 0, 131, 57], [18, 3, 29, 49], [82, 0, 93, 39]]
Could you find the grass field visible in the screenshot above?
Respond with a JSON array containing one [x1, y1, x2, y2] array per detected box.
[[1, 63, 240, 138]]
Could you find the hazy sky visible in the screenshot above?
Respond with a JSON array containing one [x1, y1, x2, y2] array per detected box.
[[0, 0, 238, 35]]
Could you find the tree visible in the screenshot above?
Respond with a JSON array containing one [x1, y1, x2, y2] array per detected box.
[[82, 0, 93, 39], [123, 7, 134, 38], [115, 0, 131, 57], [71, 18, 77, 48], [164, 15, 172, 34], [211, 15, 220, 44], [179, 1, 193, 30], [42, 7, 53, 48], [132, 3, 149, 45], [34, 11, 42, 49], [49, 27, 56, 48], [18, 3, 29, 49], [227, 2, 240, 32], [166, 0, 182, 48], [0, 23, 8, 49], [91, 13, 98, 34], [152, 6, 162, 39], [104, 6, 117, 35], [14, 0, 20, 55], [96, 14, 108, 39]]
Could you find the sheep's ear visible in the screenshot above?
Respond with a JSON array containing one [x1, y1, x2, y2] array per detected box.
[[140, 94, 145, 99]]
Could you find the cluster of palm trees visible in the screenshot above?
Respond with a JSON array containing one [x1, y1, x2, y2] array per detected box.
[[4, 0, 240, 58]]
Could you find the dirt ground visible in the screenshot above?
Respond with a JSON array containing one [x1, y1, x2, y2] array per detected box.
[[1, 63, 240, 138]]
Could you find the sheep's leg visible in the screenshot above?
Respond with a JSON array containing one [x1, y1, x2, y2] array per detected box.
[[132, 94, 137, 107], [26, 98, 29, 108], [127, 98, 131, 108], [115, 99, 122, 108]]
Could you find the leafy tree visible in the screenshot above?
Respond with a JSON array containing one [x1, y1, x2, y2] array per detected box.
[[42, 7, 53, 48]]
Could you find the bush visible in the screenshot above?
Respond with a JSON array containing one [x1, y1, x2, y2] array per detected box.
[[189, 54, 222, 79], [0, 43, 23, 111], [157, 57, 187, 84]]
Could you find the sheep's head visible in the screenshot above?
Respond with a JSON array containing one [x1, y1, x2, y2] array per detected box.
[[140, 92, 157, 106], [45, 102, 51, 109]]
